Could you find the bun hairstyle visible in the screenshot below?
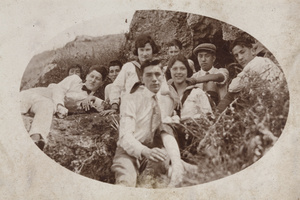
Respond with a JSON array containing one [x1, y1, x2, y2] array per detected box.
[[87, 65, 108, 81], [133, 34, 160, 56], [229, 37, 255, 53], [165, 54, 193, 80]]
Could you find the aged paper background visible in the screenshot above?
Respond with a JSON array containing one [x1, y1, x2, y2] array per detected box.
[[0, 0, 299, 199]]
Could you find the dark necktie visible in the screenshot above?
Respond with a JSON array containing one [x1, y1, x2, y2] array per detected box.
[[82, 85, 92, 94]]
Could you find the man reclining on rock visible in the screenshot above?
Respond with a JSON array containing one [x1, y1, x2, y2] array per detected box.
[[20, 65, 108, 150], [111, 59, 197, 188]]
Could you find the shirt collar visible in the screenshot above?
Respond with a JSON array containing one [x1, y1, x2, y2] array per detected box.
[[142, 85, 160, 99], [200, 66, 215, 74]]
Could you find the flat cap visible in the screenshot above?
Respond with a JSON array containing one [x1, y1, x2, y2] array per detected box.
[[193, 43, 216, 55]]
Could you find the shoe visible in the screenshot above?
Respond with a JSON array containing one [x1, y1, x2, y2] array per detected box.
[[30, 134, 45, 151]]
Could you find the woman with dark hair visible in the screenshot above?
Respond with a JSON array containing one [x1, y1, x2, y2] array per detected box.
[[109, 34, 160, 112], [165, 39, 195, 73], [67, 64, 83, 79], [166, 54, 212, 120]]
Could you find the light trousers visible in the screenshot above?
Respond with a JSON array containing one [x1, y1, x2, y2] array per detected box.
[[20, 89, 55, 142], [111, 146, 169, 187]]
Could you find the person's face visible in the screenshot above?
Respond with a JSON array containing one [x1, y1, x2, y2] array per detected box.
[[232, 45, 255, 68], [108, 65, 121, 82], [142, 64, 163, 94], [137, 43, 153, 64], [168, 46, 181, 57], [197, 51, 216, 71], [170, 60, 187, 84], [85, 70, 103, 91], [69, 67, 81, 77]]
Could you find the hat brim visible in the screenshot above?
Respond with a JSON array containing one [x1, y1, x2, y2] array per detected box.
[[193, 47, 216, 55]]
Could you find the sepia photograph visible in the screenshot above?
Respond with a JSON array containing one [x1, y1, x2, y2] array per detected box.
[[1, 0, 300, 199], [19, 9, 288, 188]]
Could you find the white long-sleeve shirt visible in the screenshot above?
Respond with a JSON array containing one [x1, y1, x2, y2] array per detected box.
[[228, 56, 283, 93], [109, 62, 140, 105], [118, 86, 174, 159], [48, 75, 103, 112], [192, 67, 229, 100]]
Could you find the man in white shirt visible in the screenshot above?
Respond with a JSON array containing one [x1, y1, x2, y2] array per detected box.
[[216, 37, 283, 113], [111, 59, 187, 187], [190, 43, 229, 106], [20, 65, 107, 150]]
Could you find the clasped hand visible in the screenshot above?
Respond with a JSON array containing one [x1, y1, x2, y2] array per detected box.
[[142, 147, 167, 162], [56, 104, 68, 118]]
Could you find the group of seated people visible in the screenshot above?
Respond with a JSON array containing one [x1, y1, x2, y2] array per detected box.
[[20, 33, 282, 187]]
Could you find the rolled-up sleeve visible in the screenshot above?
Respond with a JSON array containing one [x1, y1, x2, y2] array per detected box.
[[216, 68, 229, 85], [117, 96, 146, 159], [50, 75, 82, 111], [228, 71, 246, 93]]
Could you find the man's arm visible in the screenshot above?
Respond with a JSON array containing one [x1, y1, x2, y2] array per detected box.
[[161, 132, 184, 187], [191, 73, 224, 84], [51, 75, 82, 112], [117, 94, 152, 160]]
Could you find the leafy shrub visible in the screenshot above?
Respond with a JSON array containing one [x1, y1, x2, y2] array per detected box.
[[176, 72, 289, 186]]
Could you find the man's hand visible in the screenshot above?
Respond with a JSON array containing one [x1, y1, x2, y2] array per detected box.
[[142, 147, 167, 162], [81, 96, 96, 111], [56, 104, 68, 118], [168, 161, 184, 187]]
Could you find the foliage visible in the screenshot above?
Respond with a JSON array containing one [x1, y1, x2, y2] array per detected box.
[[176, 73, 289, 186], [43, 113, 119, 183], [37, 72, 289, 188]]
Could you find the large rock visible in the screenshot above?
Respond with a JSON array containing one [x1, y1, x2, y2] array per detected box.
[[21, 34, 126, 90], [125, 10, 235, 70], [21, 10, 278, 89]]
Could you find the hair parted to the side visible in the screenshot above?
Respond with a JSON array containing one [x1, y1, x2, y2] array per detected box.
[[140, 59, 162, 74], [165, 54, 193, 80], [167, 39, 183, 50], [108, 60, 123, 69], [229, 37, 254, 53], [133, 34, 160, 56], [87, 65, 108, 81]]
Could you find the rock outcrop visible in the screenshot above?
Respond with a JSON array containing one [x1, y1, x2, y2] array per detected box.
[[21, 10, 277, 89]]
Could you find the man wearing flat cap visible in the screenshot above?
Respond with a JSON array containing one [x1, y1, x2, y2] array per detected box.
[[190, 43, 229, 106]]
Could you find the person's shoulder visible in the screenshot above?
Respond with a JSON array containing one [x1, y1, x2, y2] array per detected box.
[[65, 74, 83, 82], [122, 61, 136, 69], [188, 59, 194, 65], [214, 67, 228, 73], [192, 70, 201, 78], [124, 86, 145, 100]]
